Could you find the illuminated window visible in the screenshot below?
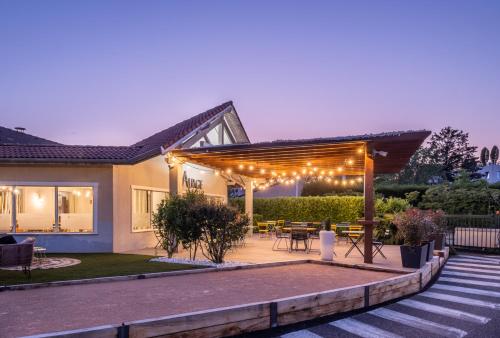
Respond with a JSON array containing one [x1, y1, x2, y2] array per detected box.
[[16, 186, 55, 233], [58, 187, 94, 233], [2, 184, 95, 234], [132, 188, 168, 232], [0, 187, 12, 232]]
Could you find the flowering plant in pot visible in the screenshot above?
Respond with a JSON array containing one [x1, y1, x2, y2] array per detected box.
[[426, 210, 447, 250], [394, 208, 429, 268], [319, 218, 335, 261]]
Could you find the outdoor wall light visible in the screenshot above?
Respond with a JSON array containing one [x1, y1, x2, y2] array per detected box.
[[373, 150, 388, 157]]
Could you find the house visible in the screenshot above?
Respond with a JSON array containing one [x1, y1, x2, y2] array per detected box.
[[0, 102, 249, 252], [478, 164, 500, 184], [0, 102, 430, 254]]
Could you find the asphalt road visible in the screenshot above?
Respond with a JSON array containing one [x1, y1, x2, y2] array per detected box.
[[271, 253, 500, 338]]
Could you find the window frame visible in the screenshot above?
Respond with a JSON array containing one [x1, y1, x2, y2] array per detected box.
[[130, 185, 169, 233], [0, 181, 98, 235]]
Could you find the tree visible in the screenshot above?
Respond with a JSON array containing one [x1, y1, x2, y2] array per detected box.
[[427, 127, 477, 181], [152, 190, 206, 259], [194, 203, 249, 263], [394, 147, 443, 184]]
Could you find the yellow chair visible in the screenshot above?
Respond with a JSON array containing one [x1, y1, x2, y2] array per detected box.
[[349, 225, 364, 239], [277, 220, 285, 227], [258, 222, 270, 238]]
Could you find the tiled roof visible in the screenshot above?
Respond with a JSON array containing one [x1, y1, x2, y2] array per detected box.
[[0, 101, 234, 164], [0, 144, 143, 164], [130, 101, 233, 162], [0, 126, 60, 145]]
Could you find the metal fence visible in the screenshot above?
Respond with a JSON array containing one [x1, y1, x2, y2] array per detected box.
[[445, 215, 500, 251]]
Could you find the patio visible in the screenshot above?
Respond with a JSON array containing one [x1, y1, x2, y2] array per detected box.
[[131, 234, 413, 272]]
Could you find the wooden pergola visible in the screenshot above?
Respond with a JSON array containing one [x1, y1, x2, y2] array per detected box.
[[171, 130, 430, 264]]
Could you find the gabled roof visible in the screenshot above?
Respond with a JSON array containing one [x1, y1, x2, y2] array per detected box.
[[0, 126, 60, 145], [0, 101, 247, 164], [129, 101, 237, 162]]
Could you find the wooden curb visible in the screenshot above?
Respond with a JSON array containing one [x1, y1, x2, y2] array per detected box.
[[20, 249, 449, 338]]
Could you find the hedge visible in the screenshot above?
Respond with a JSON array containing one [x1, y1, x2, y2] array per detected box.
[[230, 196, 409, 223]]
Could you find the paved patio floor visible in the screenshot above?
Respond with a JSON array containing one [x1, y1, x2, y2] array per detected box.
[[2, 263, 400, 338], [132, 234, 412, 272]]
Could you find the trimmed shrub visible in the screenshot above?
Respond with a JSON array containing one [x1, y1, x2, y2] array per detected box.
[[376, 184, 429, 199], [229, 196, 409, 223]]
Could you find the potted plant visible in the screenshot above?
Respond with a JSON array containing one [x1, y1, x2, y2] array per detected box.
[[320, 218, 335, 261], [427, 210, 447, 250], [394, 209, 429, 269]]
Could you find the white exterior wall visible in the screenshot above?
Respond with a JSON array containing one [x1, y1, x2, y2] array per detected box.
[[112, 157, 228, 253], [0, 165, 114, 253], [112, 156, 170, 253]]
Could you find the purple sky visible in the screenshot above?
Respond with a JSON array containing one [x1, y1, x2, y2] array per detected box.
[[1, 1, 499, 150]]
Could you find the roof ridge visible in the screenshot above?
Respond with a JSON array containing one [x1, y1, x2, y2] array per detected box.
[[131, 101, 233, 147]]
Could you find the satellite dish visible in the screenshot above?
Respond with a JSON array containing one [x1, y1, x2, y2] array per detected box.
[[480, 147, 490, 166], [491, 145, 499, 165]]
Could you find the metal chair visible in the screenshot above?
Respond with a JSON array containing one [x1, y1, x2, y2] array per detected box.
[[258, 222, 270, 238], [289, 227, 308, 252], [373, 229, 390, 259], [272, 226, 289, 251], [307, 222, 322, 254]]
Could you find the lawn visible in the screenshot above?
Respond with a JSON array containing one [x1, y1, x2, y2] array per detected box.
[[0, 253, 199, 286]]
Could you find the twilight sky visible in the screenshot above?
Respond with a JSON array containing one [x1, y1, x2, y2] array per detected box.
[[1, 0, 499, 150]]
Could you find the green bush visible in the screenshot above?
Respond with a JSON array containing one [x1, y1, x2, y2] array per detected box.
[[230, 196, 409, 223], [375, 184, 429, 199], [420, 183, 500, 214], [193, 203, 249, 263]]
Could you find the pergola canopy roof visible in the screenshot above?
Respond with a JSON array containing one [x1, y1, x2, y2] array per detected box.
[[171, 130, 431, 179]]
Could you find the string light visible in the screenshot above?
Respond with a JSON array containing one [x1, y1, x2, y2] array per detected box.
[[302, 168, 307, 174], [313, 167, 318, 172], [307, 162, 312, 166], [320, 170, 325, 175], [238, 164, 244, 170], [260, 168, 266, 174], [337, 167, 343, 172], [347, 159, 354, 165], [226, 168, 232, 174], [358, 147, 364, 154], [271, 171, 277, 177], [215, 170, 220, 176], [249, 165, 254, 171], [328, 170, 334, 176]]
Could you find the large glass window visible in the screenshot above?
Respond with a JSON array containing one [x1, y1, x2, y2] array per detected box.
[[16, 186, 55, 232], [1, 184, 95, 233], [132, 188, 168, 232], [0, 187, 12, 232], [58, 187, 94, 233]]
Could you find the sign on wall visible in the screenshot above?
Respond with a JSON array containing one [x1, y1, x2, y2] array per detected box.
[[182, 171, 203, 189]]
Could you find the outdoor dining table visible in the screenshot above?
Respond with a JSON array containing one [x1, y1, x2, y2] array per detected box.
[[342, 230, 365, 258], [282, 227, 317, 233]]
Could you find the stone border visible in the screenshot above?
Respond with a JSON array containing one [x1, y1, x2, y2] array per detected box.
[[20, 248, 449, 338]]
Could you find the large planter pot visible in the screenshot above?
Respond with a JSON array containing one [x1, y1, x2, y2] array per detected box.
[[320, 230, 336, 261], [400, 244, 428, 269], [422, 239, 435, 261], [429, 233, 446, 250]]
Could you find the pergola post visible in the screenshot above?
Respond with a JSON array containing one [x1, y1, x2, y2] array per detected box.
[[244, 179, 253, 235], [363, 147, 375, 264]]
